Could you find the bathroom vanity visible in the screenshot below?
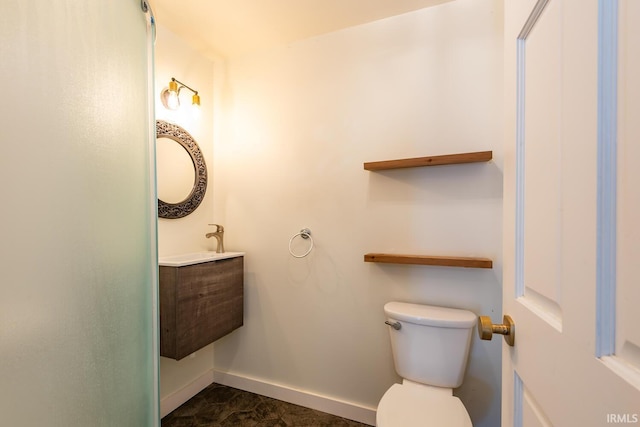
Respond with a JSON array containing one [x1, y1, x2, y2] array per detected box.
[[159, 252, 244, 360]]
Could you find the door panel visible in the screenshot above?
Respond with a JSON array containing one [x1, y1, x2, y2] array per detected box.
[[521, 381, 553, 427], [521, 0, 563, 331], [616, 0, 640, 378], [504, 0, 640, 425]]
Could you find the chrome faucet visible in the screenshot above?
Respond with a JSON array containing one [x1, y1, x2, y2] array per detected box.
[[206, 224, 225, 253]]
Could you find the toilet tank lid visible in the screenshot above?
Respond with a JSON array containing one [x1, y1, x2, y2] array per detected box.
[[384, 302, 476, 328]]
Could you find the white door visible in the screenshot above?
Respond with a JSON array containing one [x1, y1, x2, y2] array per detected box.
[[502, 0, 640, 426]]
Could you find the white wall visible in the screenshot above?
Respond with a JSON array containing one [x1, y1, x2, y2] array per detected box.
[[156, 27, 217, 256], [213, 1, 504, 426], [154, 24, 221, 413]]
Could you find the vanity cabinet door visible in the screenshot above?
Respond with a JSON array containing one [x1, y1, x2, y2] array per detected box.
[[160, 256, 244, 360]]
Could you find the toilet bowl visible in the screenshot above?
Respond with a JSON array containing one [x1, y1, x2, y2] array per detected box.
[[377, 382, 472, 427], [376, 302, 476, 427]]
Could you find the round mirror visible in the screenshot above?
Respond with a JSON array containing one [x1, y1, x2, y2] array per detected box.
[[157, 137, 196, 203], [156, 120, 207, 219]]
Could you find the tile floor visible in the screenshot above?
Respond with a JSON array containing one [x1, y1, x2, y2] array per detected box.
[[161, 383, 372, 427]]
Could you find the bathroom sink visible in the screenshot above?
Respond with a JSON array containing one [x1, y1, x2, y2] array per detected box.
[[159, 251, 244, 267]]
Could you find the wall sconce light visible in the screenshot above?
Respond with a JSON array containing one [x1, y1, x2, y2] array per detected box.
[[160, 77, 200, 117]]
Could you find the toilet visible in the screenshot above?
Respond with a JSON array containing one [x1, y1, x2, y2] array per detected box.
[[376, 302, 476, 427]]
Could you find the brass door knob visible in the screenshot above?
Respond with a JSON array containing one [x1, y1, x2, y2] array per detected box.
[[478, 315, 515, 346]]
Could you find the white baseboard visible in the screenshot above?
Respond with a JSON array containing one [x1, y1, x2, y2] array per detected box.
[[160, 369, 215, 418], [213, 370, 377, 426]]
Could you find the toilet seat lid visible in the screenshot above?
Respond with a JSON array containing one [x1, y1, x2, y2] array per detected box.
[[377, 384, 472, 427]]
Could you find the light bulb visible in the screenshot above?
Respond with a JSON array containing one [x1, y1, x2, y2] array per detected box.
[[167, 91, 180, 110], [191, 93, 201, 119], [166, 79, 180, 110]]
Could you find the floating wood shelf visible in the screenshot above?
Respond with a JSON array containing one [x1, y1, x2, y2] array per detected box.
[[363, 150, 492, 171], [364, 253, 493, 269]]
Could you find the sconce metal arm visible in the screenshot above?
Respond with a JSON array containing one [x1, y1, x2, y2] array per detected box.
[[171, 77, 198, 95]]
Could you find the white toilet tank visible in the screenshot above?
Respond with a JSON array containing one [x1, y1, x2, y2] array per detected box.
[[384, 302, 476, 388]]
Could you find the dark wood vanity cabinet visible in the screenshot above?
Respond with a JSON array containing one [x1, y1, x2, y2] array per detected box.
[[159, 256, 244, 360]]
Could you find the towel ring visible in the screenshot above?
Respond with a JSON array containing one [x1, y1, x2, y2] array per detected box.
[[289, 228, 314, 258]]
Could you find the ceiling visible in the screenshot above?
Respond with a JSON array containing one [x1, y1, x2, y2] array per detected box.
[[150, 0, 454, 58]]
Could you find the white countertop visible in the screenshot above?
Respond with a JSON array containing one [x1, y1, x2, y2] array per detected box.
[[159, 251, 245, 267]]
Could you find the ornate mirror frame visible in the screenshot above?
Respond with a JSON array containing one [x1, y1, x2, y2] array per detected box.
[[156, 120, 207, 219]]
